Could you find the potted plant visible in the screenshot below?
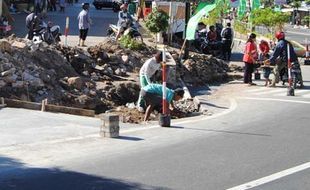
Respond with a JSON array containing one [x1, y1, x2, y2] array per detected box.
[[145, 8, 169, 44]]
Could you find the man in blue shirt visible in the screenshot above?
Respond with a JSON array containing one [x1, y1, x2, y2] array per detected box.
[[141, 84, 184, 122], [267, 31, 300, 87]]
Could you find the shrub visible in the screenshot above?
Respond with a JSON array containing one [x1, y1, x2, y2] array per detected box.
[[145, 8, 169, 34], [119, 35, 144, 50]]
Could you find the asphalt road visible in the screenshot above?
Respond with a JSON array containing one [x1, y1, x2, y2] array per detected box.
[[1, 67, 310, 190], [11, 1, 118, 45], [1, 5, 309, 190], [285, 26, 310, 45]]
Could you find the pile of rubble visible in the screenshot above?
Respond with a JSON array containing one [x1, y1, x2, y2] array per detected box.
[[0, 36, 232, 123], [180, 53, 229, 86]]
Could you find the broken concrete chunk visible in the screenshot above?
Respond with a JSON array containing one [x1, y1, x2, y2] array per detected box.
[[67, 77, 83, 90], [0, 39, 12, 53]]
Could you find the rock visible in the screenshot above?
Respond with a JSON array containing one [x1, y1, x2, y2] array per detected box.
[[0, 80, 6, 88], [89, 90, 97, 96], [90, 72, 99, 81], [1, 68, 16, 77], [126, 102, 136, 109], [30, 78, 45, 88], [67, 77, 83, 90], [12, 81, 25, 88], [37, 90, 45, 95], [22, 71, 36, 81], [121, 55, 129, 64], [76, 95, 88, 105], [105, 67, 113, 75], [3, 74, 18, 83], [1, 62, 13, 71], [0, 39, 12, 53], [11, 41, 27, 49]]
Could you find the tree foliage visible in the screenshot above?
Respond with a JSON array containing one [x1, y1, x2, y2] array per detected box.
[[290, 0, 302, 9], [252, 8, 290, 32], [145, 8, 169, 34], [201, 1, 229, 26]]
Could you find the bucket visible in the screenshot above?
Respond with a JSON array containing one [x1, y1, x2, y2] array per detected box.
[[159, 114, 171, 127], [254, 71, 261, 80]]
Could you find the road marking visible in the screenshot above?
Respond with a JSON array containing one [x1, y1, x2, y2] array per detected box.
[[275, 89, 310, 97], [255, 88, 285, 95], [226, 161, 310, 190], [240, 97, 310, 104], [245, 88, 268, 93]]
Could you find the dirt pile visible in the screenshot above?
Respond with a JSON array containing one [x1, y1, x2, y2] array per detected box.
[[0, 37, 153, 112], [180, 53, 229, 86], [0, 36, 231, 123]]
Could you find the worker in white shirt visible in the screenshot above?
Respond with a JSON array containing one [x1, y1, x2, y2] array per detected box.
[[137, 51, 163, 112]]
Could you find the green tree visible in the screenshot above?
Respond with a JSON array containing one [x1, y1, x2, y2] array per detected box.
[[260, 0, 274, 8], [302, 16, 310, 27], [201, 1, 229, 26], [252, 8, 290, 33], [145, 8, 169, 34]]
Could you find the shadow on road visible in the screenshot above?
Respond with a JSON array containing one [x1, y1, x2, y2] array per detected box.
[[0, 156, 169, 190], [115, 136, 144, 141], [199, 102, 229, 109]]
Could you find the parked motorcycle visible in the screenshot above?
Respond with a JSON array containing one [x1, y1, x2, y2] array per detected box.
[[112, 0, 122, 12], [280, 61, 304, 89], [107, 20, 143, 42], [27, 21, 61, 45], [200, 38, 222, 57]]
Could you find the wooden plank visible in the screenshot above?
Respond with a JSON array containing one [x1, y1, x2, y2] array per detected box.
[[3, 98, 95, 117], [4, 98, 41, 110], [45, 104, 95, 117]]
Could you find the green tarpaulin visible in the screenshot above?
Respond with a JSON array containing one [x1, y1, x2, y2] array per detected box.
[[185, 3, 216, 40]]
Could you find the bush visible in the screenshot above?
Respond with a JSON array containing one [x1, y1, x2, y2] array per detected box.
[[145, 8, 169, 34], [119, 35, 144, 50]]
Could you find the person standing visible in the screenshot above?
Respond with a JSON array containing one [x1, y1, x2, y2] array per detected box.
[[59, 0, 65, 12], [136, 51, 163, 112], [243, 33, 258, 86], [50, 0, 57, 11], [77, 3, 91, 47], [34, 0, 42, 14], [259, 40, 271, 86], [221, 22, 234, 61]]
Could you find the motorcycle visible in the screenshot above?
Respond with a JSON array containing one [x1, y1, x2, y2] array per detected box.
[[112, 0, 122, 12], [200, 38, 222, 57], [27, 21, 61, 45], [280, 61, 304, 89], [107, 20, 143, 42]]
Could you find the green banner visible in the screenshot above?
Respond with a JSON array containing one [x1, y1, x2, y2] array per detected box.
[[185, 3, 217, 40], [237, 0, 246, 18], [251, 0, 261, 10]]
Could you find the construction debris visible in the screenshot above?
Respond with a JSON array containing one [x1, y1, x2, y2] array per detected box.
[[0, 36, 231, 123]]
